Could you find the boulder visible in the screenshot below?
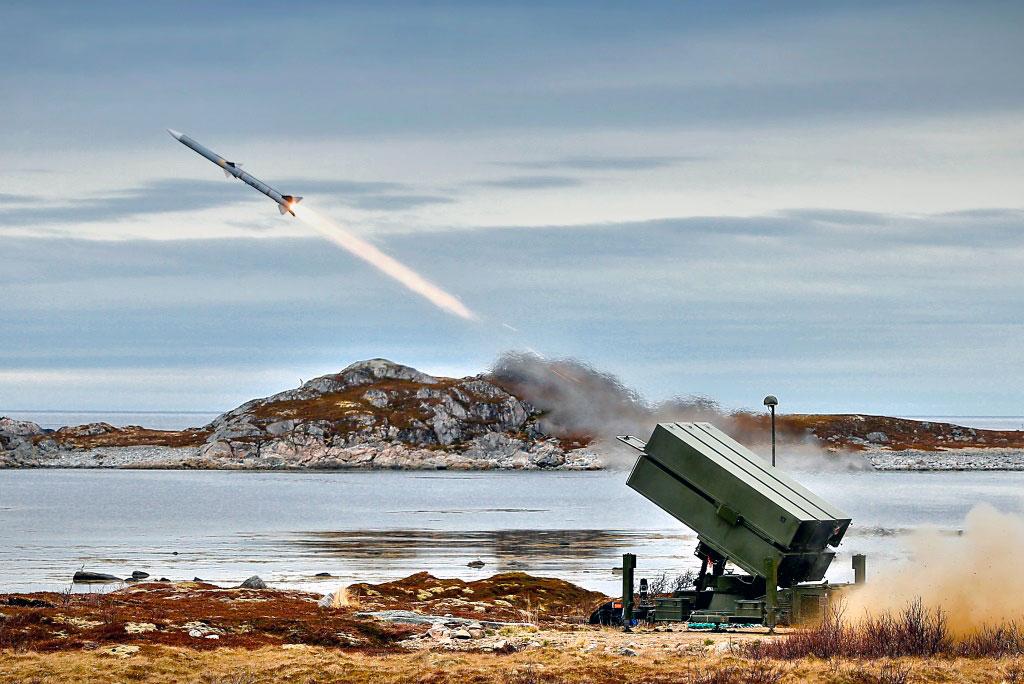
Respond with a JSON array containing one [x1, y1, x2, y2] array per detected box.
[[238, 575, 267, 589], [73, 570, 121, 583], [427, 623, 450, 640], [7, 596, 54, 608], [0, 417, 44, 437], [131, 570, 150, 579]]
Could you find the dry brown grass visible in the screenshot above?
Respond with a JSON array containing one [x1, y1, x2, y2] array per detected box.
[[748, 598, 1024, 661], [40, 425, 211, 449], [349, 572, 606, 624], [0, 646, 1018, 684], [758, 412, 1024, 451]]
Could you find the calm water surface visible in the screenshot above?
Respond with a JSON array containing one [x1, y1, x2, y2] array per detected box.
[[2, 468, 1022, 595]]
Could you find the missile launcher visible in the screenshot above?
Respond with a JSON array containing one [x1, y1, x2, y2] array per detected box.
[[616, 422, 859, 626]]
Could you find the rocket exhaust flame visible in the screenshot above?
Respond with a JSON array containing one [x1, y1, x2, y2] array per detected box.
[[293, 205, 476, 320]]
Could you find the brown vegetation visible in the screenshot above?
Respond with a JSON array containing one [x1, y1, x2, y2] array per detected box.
[[748, 599, 1024, 659], [41, 425, 211, 449], [4, 577, 1023, 683], [348, 571, 606, 624], [729, 412, 1024, 451], [0, 582, 415, 652], [1, 646, 1021, 683]]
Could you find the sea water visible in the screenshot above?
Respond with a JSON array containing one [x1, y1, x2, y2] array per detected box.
[[1, 468, 1022, 595]]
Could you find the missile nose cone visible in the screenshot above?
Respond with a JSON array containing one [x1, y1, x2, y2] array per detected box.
[[167, 128, 183, 140]]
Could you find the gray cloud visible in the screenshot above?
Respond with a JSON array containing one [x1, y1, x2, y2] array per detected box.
[[499, 155, 696, 171], [2, 206, 1023, 414], [345, 194, 455, 211], [0, 178, 458, 227], [0, 179, 253, 226], [476, 175, 583, 190], [0, 193, 37, 204]]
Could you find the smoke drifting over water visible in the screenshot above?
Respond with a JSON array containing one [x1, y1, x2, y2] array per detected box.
[[846, 503, 1024, 634], [489, 351, 868, 471], [294, 205, 475, 320]]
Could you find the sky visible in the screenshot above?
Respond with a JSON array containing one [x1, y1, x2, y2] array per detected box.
[[1, 1, 1022, 416]]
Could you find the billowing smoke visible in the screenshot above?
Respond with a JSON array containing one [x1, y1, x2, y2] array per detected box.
[[294, 205, 476, 320], [846, 503, 1024, 634], [489, 351, 726, 467], [489, 351, 866, 471]]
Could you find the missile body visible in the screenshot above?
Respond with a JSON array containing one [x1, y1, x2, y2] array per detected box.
[[167, 129, 302, 216]]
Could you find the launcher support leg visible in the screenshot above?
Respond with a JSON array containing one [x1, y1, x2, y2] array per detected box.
[[622, 553, 636, 632], [764, 557, 778, 633], [853, 554, 867, 585]]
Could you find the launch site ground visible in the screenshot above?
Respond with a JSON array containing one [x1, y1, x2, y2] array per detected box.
[[2, 573, 1022, 684]]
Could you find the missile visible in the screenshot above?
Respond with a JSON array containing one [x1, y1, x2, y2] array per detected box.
[[167, 129, 302, 216]]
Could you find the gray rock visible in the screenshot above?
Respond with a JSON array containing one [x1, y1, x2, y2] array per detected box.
[[265, 420, 297, 436], [0, 417, 44, 437], [427, 623, 450, 640], [362, 389, 390, 408], [866, 431, 889, 444], [73, 570, 121, 583], [238, 575, 267, 589], [131, 570, 150, 579]]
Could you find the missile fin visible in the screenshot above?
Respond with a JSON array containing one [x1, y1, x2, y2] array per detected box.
[[278, 204, 289, 215], [223, 168, 233, 179]]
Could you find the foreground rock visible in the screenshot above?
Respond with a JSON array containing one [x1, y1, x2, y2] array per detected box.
[[73, 570, 122, 583], [0, 359, 599, 471]]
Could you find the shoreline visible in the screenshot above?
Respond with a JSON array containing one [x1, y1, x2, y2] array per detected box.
[[5, 445, 1024, 471]]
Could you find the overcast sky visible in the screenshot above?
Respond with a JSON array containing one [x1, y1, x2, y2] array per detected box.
[[1, 1, 1022, 416]]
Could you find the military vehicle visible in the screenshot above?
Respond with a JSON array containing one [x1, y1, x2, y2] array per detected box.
[[592, 422, 864, 627]]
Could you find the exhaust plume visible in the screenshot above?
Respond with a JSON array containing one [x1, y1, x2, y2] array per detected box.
[[293, 205, 476, 320], [846, 503, 1024, 634], [489, 351, 724, 467], [489, 351, 866, 471]]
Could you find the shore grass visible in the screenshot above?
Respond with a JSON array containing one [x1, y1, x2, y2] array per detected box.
[[1, 646, 1021, 684]]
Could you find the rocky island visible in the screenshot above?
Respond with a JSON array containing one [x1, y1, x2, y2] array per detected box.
[[2, 356, 1023, 470], [0, 359, 599, 470]]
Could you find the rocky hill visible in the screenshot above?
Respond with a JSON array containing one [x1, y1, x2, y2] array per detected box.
[[3, 357, 1024, 470], [0, 359, 599, 470]]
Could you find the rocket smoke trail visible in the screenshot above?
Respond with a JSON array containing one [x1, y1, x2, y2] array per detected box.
[[166, 130, 474, 320], [293, 205, 476, 320]]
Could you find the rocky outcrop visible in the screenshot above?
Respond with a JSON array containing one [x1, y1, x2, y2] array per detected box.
[[0, 417, 46, 467], [0, 359, 599, 470], [190, 359, 596, 470]]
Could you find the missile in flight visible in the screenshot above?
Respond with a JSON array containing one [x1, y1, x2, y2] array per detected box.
[[167, 129, 302, 216]]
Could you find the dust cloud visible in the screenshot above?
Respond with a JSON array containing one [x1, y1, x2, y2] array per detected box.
[[846, 503, 1024, 634]]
